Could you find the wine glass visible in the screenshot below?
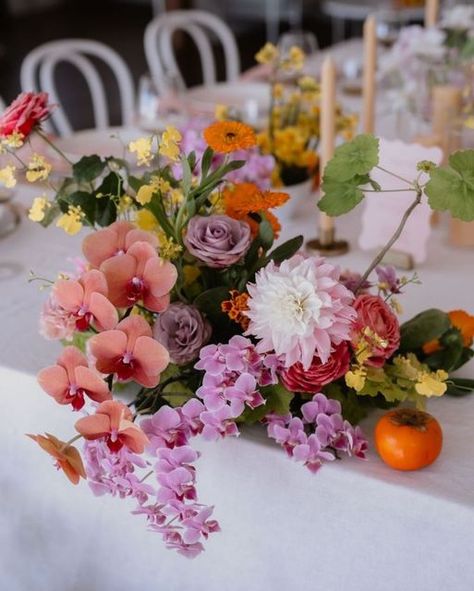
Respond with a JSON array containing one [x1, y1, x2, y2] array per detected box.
[[277, 30, 318, 59]]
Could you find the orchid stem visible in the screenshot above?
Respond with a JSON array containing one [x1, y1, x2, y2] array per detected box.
[[35, 129, 74, 166], [60, 433, 82, 451], [355, 188, 423, 293]]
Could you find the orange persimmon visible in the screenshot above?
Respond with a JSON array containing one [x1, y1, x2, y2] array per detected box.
[[375, 408, 443, 471]]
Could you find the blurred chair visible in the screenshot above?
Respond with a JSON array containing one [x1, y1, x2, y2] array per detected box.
[[20, 39, 135, 136], [144, 10, 240, 94]]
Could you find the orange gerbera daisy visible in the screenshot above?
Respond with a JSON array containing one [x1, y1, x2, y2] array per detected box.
[[423, 309, 474, 354], [203, 121, 257, 153]]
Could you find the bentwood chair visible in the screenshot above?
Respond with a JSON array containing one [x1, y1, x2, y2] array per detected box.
[[144, 10, 240, 94], [20, 39, 135, 136]]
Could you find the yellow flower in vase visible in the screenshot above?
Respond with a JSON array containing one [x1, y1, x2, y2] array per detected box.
[[28, 195, 51, 222], [56, 205, 85, 235], [26, 154, 52, 183], [128, 136, 154, 166], [0, 165, 17, 188], [255, 42, 279, 65]]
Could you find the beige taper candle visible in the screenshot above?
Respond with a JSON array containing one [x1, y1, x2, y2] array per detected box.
[[362, 16, 377, 135], [319, 56, 336, 242], [425, 0, 439, 28]]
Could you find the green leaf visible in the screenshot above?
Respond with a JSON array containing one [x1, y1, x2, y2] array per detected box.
[[399, 309, 451, 353], [96, 198, 117, 227], [201, 147, 214, 179], [193, 287, 233, 324], [95, 171, 122, 198], [258, 214, 274, 250], [145, 197, 175, 238], [268, 235, 304, 263], [454, 347, 474, 371], [323, 382, 371, 425], [425, 150, 474, 221], [181, 155, 193, 196], [39, 202, 61, 227], [72, 155, 105, 183], [324, 134, 379, 182], [66, 191, 97, 225], [319, 173, 369, 216], [446, 377, 474, 397], [241, 384, 293, 424], [424, 329, 464, 372]]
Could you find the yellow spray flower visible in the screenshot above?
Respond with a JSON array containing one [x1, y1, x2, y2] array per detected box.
[[415, 370, 448, 397], [117, 195, 133, 214], [128, 137, 153, 166], [135, 208, 160, 232], [0, 165, 17, 188], [0, 131, 24, 152], [56, 205, 84, 236], [158, 235, 182, 260], [183, 264, 201, 286], [272, 83, 284, 100], [298, 76, 320, 93], [135, 184, 155, 205], [215, 104, 229, 121], [282, 46, 305, 71], [26, 153, 52, 183], [345, 366, 367, 392], [255, 42, 279, 65], [28, 195, 51, 222], [159, 126, 182, 162]]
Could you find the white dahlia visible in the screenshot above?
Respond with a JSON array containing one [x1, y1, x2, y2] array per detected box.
[[245, 255, 356, 369]]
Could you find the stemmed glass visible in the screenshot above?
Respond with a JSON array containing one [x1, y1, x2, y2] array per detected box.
[[277, 30, 318, 59]]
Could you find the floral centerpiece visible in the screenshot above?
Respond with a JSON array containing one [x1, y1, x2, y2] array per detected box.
[[1, 93, 474, 558]]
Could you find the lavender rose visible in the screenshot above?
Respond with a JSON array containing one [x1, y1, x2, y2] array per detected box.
[[153, 303, 211, 365], [183, 215, 252, 268]]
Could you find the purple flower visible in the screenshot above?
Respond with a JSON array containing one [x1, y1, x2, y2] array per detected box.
[[376, 265, 402, 294], [184, 215, 252, 269], [339, 269, 372, 294], [153, 303, 211, 365]]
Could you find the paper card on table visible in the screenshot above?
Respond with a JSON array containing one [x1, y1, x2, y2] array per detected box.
[[358, 139, 443, 264]]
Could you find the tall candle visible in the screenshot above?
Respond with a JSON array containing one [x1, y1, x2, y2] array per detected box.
[[425, 0, 439, 28], [362, 15, 377, 135], [319, 56, 336, 241]]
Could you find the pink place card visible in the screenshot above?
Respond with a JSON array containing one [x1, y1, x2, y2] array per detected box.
[[358, 138, 443, 264]]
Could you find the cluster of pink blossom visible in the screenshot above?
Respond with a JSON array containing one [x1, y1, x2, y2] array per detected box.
[[138, 401, 221, 557], [195, 335, 283, 438], [266, 393, 368, 473]]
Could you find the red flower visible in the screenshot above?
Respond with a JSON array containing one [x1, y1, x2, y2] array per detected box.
[[0, 92, 51, 138], [352, 294, 400, 367], [280, 342, 351, 393]]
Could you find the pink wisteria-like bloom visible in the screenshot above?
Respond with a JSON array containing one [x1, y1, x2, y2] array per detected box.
[[37, 345, 111, 410], [39, 294, 77, 341], [266, 393, 368, 472], [245, 255, 357, 369]]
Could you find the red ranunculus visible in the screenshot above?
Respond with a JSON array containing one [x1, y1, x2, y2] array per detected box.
[[352, 294, 400, 367], [280, 342, 351, 393], [0, 92, 51, 138]]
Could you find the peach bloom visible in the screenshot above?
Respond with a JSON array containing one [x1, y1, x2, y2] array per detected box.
[[53, 269, 118, 332], [27, 433, 86, 485], [89, 315, 169, 387], [37, 346, 111, 411], [82, 220, 158, 268], [100, 241, 177, 312], [75, 400, 149, 453]]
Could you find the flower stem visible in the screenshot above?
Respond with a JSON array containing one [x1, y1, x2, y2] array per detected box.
[[35, 129, 74, 166], [60, 433, 82, 451], [355, 188, 423, 293], [375, 165, 413, 186]]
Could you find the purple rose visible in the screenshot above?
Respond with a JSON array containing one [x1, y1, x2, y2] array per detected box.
[[153, 303, 211, 365], [183, 215, 252, 269]]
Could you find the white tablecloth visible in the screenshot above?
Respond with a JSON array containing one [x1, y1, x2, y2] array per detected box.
[[1, 178, 474, 591]]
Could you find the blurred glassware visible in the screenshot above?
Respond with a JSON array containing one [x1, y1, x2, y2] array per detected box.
[[137, 71, 187, 131], [137, 74, 160, 125], [278, 30, 318, 58], [341, 58, 363, 95], [375, 8, 404, 48]]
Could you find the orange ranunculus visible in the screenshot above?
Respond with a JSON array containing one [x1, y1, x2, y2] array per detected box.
[[28, 433, 86, 485], [203, 121, 256, 153], [423, 310, 474, 354]]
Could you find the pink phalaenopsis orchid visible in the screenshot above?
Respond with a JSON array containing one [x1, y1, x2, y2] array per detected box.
[[82, 220, 158, 268], [37, 346, 111, 411], [53, 269, 118, 332], [101, 241, 177, 312], [89, 315, 169, 387], [75, 400, 149, 453]]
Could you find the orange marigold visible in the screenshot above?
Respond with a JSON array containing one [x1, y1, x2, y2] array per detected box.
[[203, 121, 256, 153], [423, 309, 474, 354], [221, 290, 250, 330], [223, 182, 289, 216]]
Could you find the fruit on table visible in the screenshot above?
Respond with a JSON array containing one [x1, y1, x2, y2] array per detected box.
[[375, 408, 443, 471]]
